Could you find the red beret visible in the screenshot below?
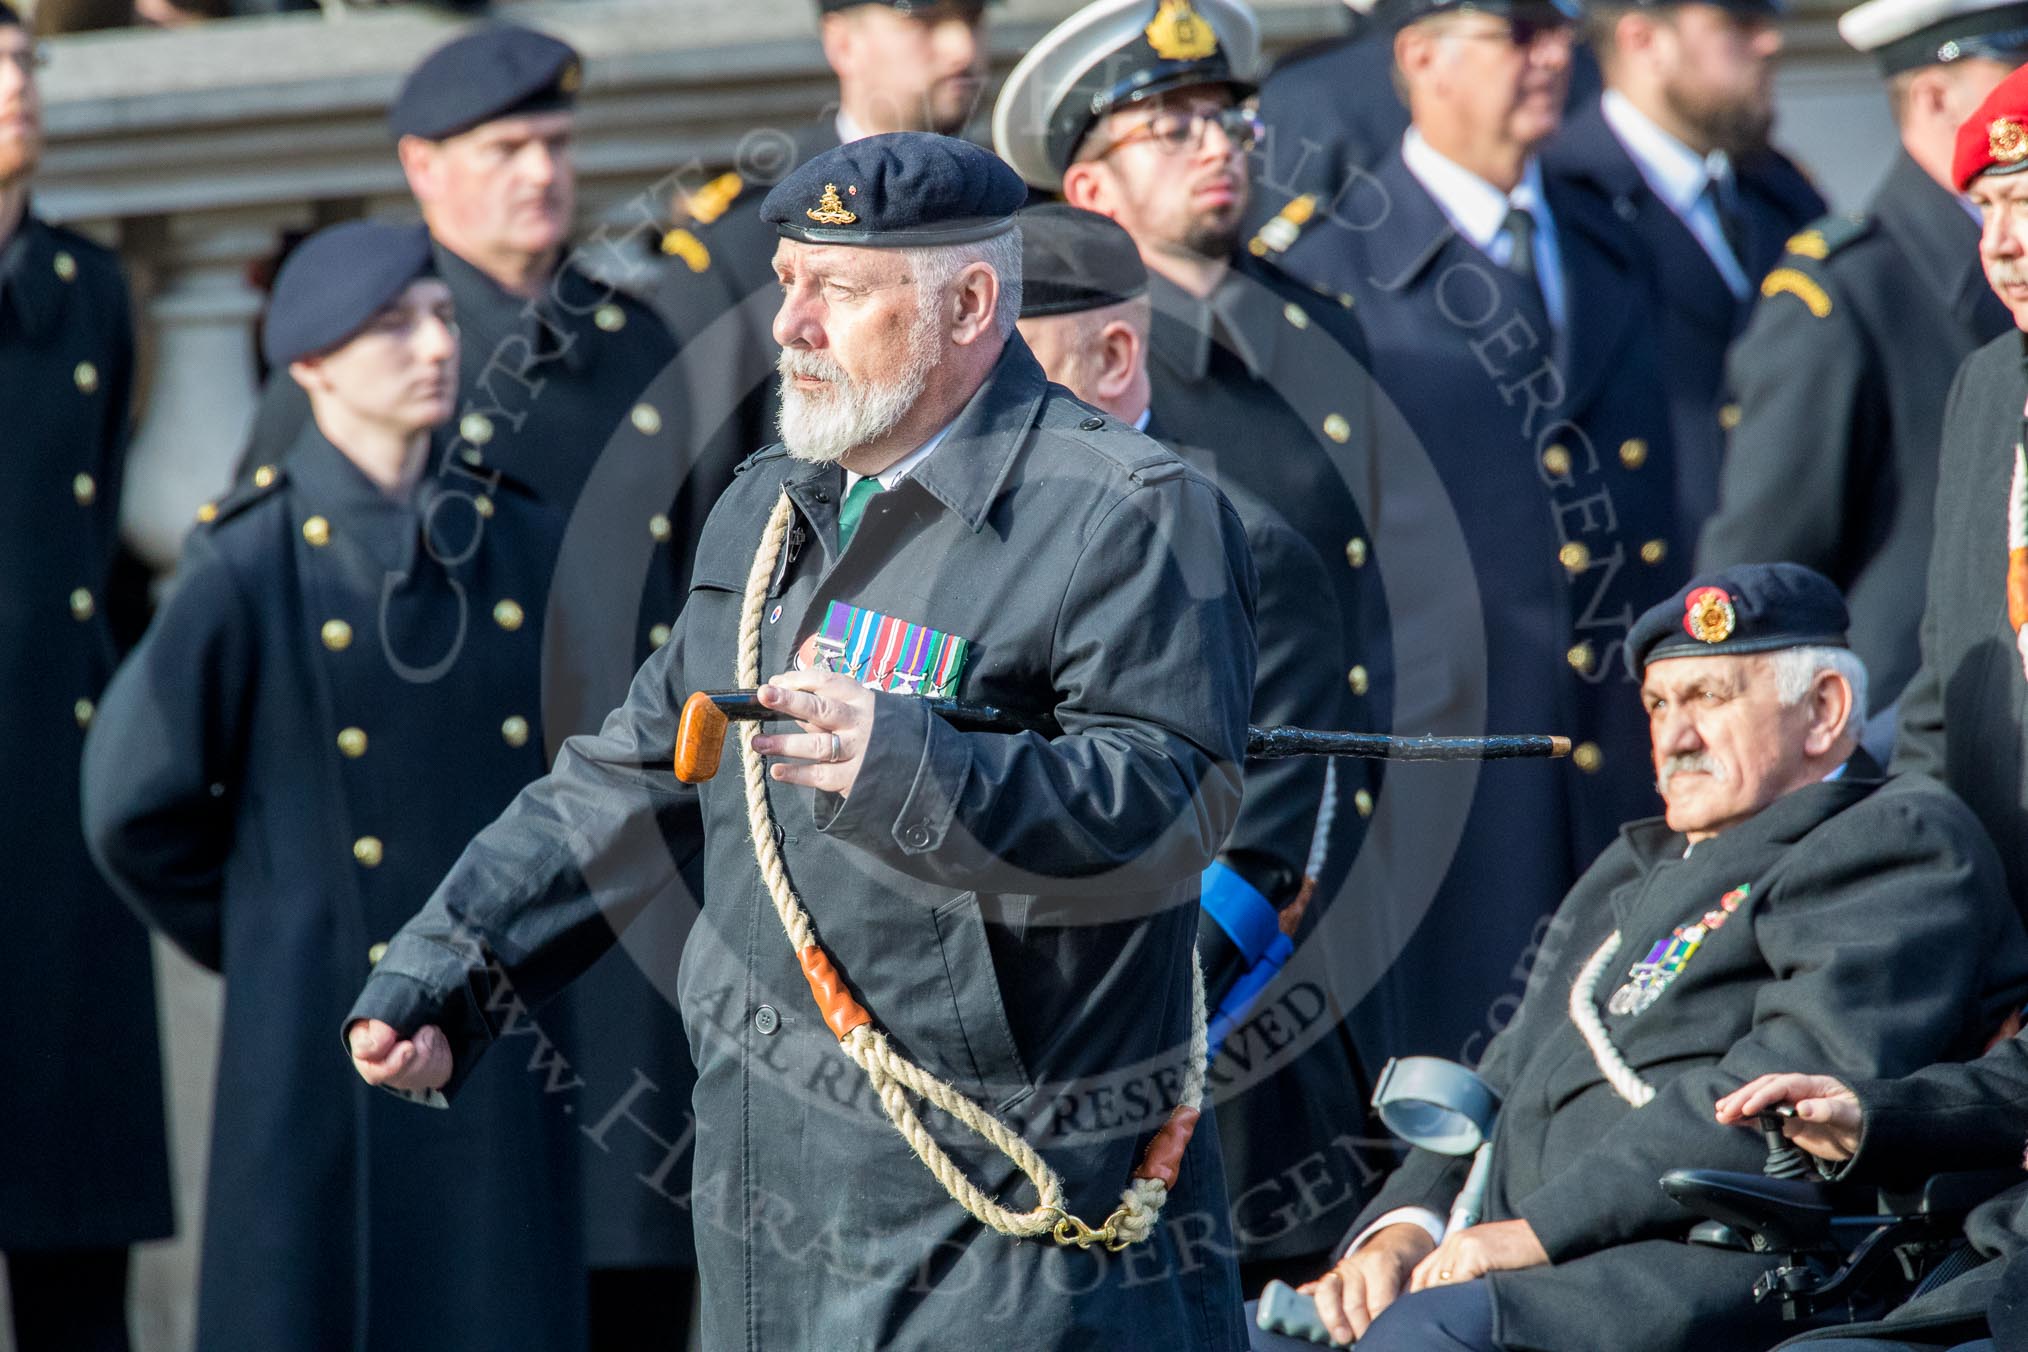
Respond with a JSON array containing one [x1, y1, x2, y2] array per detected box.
[[1955, 62, 2028, 190]]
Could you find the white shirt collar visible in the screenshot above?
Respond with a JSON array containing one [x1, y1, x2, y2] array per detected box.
[[1132, 406, 1152, 432], [1401, 126, 1552, 253], [844, 419, 956, 496], [835, 109, 870, 146], [1600, 91, 1731, 217]]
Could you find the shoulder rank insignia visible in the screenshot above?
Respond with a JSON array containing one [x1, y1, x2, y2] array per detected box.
[[1783, 228, 1827, 260], [1248, 194, 1317, 259], [1608, 884, 1753, 1016], [796, 600, 970, 698], [661, 227, 712, 274], [198, 465, 287, 527], [807, 183, 858, 227], [682, 171, 744, 227], [1146, 0, 1220, 60], [1760, 267, 1831, 318]]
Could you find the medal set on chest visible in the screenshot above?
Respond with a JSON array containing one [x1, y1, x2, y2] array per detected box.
[[1606, 883, 1753, 1018], [794, 599, 972, 698]]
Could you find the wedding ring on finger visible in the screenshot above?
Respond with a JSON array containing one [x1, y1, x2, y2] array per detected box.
[[827, 732, 844, 763]]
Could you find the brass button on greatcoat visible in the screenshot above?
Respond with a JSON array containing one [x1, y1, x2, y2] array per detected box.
[[460, 413, 494, 445], [501, 716, 530, 748], [252, 464, 278, 489], [1353, 788, 1375, 818], [302, 515, 331, 547], [337, 727, 368, 758], [1344, 537, 1368, 568], [1567, 642, 1595, 674], [72, 473, 96, 506], [322, 619, 354, 652], [53, 251, 76, 282], [595, 304, 626, 332], [493, 600, 525, 631], [648, 623, 672, 649], [1559, 541, 1591, 573], [648, 514, 672, 542], [1572, 742, 1603, 773], [1641, 539, 1668, 566], [631, 403, 663, 436], [353, 836, 384, 868], [1618, 438, 1648, 469], [73, 361, 98, 394], [69, 588, 94, 621], [367, 943, 389, 966], [1322, 413, 1351, 444], [1347, 665, 1370, 696], [1542, 444, 1572, 478], [73, 698, 94, 728]]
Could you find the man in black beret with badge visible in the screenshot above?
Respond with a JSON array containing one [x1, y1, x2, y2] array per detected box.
[[83, 222, 588, 1352], [1699, 0, 2028, 723], [1016, 200, 1376, 1289], [344, 131, 1256, 1351], [0, 7, 172, 1349], [1258, 563, 2028, 1352]]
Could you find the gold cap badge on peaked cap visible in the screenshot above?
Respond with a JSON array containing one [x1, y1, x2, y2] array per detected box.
[[807, 183, 859, 226], [1146, 0, 1220, 60], [1993, 116, 2028, 164]]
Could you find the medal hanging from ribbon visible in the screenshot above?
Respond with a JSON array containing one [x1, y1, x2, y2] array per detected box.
[[800, 599, 970, 698], [2009, 411, 2028, 682], [1607, 884, 1752, 1017]]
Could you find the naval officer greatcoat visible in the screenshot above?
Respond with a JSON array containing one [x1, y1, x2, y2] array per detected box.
[[83, 430, 587, 1352], [0, 212, 173, 1253], [347, 339, 1256, 1351], [1342, 763, 2028, 1352]]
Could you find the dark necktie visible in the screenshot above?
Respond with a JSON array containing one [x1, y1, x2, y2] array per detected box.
[[1705, 172, 1747, 268], [838, 474, 883, 551], [1503, 205, 1544, 314]]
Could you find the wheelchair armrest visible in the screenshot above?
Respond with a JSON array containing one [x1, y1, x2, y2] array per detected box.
[[1879, 1168, 2022, 1227], [1660, 1169, 1871, 1252]]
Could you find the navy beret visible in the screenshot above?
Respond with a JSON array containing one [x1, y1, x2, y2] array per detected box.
[[388, 26, 581, 142], [817, 0, 987, 12], [1016, 204, 1147, 317], [0, 4, 19, 27], [759, 132, 1027, 247], [1627, 563, 1850, 682], [263, 222, 437, 368]]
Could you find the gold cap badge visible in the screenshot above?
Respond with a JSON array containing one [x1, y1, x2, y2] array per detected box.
[[1146, 0, 1220, 61], [807, 183, 859, 227], [1993, 116, 2028, 164], [1683, 587, 1737, 645], [558, 60, 582, 95]]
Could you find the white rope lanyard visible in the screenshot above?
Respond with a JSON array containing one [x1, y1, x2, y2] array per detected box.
[[1569, 931, 1656, 1108], [734, 491, 1208, 1250]]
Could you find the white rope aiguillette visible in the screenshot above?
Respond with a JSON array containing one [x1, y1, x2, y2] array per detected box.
[[1569, 931, 1656, 1108], [733, 491, 1207, 1250]]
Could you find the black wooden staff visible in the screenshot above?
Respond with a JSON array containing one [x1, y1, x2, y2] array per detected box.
[[674, 689, 1569, 783]]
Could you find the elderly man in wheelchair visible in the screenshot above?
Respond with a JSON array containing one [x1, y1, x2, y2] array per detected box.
[[1249, 564, 2028, 1352]]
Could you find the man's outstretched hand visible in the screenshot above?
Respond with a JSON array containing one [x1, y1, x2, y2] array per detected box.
[[348, 1018, 453, 1093], [1716, 1073, 1861, 1161]]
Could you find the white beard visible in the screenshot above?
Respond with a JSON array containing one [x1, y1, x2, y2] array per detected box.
[[777, 301, 943, 464]]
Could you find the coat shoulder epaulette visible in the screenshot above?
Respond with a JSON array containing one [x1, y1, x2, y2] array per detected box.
[[733, 444, 790, 476], [194, 463, 288, 530], [1756, 213, 1871, 321], [660, 169, 751, 275], [1246, 191, 1323, 263]]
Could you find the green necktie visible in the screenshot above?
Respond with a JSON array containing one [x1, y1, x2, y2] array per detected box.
[[838, 475, 884, 551]]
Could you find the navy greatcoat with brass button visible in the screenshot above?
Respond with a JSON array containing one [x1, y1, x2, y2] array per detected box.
[[82, 430, 586, 1352], [242, 237, 739, 1273], [0, 213, 173, 1252], [1271, 148, 1690, 1070], [345, 340, 1255, 1351]]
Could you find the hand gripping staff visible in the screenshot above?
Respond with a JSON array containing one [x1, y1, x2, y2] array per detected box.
[[705, 491, 1572, 1252]]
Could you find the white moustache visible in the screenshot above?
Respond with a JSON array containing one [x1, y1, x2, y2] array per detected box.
[[1658, 752, 1721, 794]]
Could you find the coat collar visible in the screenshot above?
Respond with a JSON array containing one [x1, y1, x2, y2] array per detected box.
[[1146, 262, 1284, 383], [432, 241, 586, 374], [285, 421, 429, 576], [0, 213, 67, 342], [1873, 151, 2012, 343]]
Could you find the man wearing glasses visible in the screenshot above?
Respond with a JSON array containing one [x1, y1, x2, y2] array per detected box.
[[996, 0, 1390, 1288], [0, 10, 173, 1350], [1264, 0, 1691, 1079]]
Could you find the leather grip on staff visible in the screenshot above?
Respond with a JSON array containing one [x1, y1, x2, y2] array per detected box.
[[671, 688, 1573, 783]]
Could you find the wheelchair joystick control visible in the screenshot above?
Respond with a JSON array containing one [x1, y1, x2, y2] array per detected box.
[[1758, 1111, 1813, 1181]]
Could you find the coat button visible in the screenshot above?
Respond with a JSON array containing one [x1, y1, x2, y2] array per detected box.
[[753, 1004, 780, 1036], [69, 587, 94, 621], [1347, 665, 1369, 696], [1572, 742, 1603, 773], [595, 303, 626, 332], [1567, 642, 1595, 674], [493, 599, 524, 631], [474, 494, 495, 519], [337, 726, 368, 758], [1353, 787, 1375, 818], [1283, 302, 1309, 330], [1640, 538, 1667, 566], [1322, 413, 1351, 444], [302, 515, 331, 547], [353, 836, 384, 868], [252, 464, 278, 489], [367, 942, 389, 966], [461, 447, 485, 466], [1618, 438, 1648, 469], [648, 513, 672, 542], [1558, 541, 1591, 573], [1542, 444, 1572, 478], [648, 623, 672, 648], [73, 698, 94, 728], [195, 501, 218, 524], [1344, 537, 1368, 569], [72, 472, 96, 505], [901, 823, 932, 849], [53, 250, 76, 282], [73, 361, 98, 394], [501, 715, 530, 748], [1081, 416, 1105, 431], [460, 412, 494, 445], [631, 403, 663, 436], [1718, 403, 1742, 430], [322, 619, 354, 651]]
